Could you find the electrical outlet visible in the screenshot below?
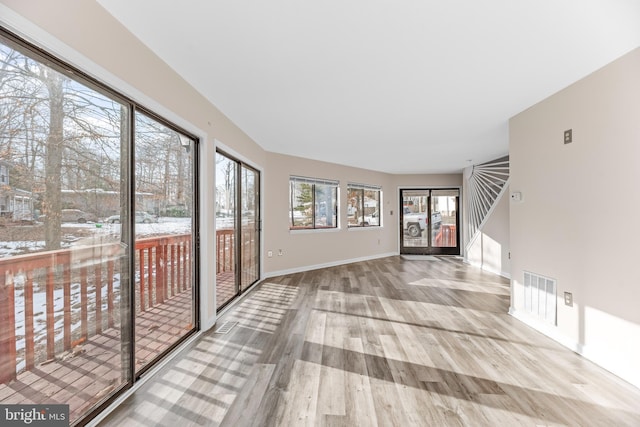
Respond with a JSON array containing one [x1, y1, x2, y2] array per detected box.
[[267, 250, 273, 258], [564, 129, 572, 144], [564, 292, 573, 307]]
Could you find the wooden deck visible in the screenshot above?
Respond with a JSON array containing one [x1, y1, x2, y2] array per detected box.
[[135, 289, 194, 369], [100, 256, 640, 426], [216, 272, 236, 310], [216, 269, 259, 310], [0, 289, 193, 423]]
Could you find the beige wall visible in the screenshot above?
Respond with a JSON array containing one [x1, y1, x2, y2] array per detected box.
[[265, 152, 394, 275], [510, 47, 640, 388], [465, 184, 510, 277], [390, 174, 463, 189], [264, 153, 462, 275]]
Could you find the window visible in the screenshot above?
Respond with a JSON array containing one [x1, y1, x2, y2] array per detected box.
[[347, 183, 382, 227], [289, 176, 338, 229]]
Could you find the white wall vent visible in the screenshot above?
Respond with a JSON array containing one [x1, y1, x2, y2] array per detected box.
[[523, 271, 557, 325]]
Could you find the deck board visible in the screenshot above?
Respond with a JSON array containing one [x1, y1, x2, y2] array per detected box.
[[0, 288, 193, 423], [216, 271, 237, 309]]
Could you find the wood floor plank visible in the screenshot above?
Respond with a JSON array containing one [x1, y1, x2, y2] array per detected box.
[[342, 337, 378, 427], [316, 313, 346, 417], [220, 364, 276, 427], [100, 256, 640, 426]]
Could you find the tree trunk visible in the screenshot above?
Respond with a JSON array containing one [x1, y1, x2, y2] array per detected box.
[[163, 145, 171, 211], [176, 141, 184, 206], [43, 72, 64, 250]]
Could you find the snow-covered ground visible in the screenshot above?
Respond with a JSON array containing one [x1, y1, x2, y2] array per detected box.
[[0, 240, 48, 257], [0, 217, 192, 258], [13, 274, 121, 373]]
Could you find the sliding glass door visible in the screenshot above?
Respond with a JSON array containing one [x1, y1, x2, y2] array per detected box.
[[0, 33, 133, 424], [215, 151, 260, 310], [0, 29, 198, 425], [400, 188, 460, 255], [133, 112, 197, 376]]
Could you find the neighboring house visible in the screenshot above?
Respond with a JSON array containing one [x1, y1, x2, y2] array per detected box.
[[0, 160, 34, 221], [60, 188, 159, 218], [61, 188, 121, 218]]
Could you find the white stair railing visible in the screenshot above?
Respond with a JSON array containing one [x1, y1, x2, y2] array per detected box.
[[466, 156, 510, 252]]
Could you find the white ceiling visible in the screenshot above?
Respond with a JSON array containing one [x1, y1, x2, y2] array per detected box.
[[98, 0, 640, 174]]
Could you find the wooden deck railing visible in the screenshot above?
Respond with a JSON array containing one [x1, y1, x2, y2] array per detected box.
[[0, 233, 192, 384], [216, 229, 234, 273], [216, 228, 258, 280], [136, 234, 192, 311], [434, 224, 457, 247]]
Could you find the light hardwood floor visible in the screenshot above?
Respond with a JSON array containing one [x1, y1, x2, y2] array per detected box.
[[99, 256, 640, 426]]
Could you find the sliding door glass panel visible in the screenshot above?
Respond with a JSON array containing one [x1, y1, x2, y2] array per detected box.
[[431, 189, 459, 248], [133, 112, 195, 375], [0, 36, 131, 423], [401, 190, 430, 248], [240, 166, 259, 291], [215, 152, 237, 309], [215, 152, 260, 310]]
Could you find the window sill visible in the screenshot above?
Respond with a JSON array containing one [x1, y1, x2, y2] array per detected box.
[[347, 226, 382, 232], [289, 227, 341, 234]]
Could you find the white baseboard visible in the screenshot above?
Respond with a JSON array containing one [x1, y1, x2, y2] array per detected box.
[[509, 307, 581, 352], [579, 342, 640, 391], [464, 258, 511, 279], [509, 307, 640, 390], [264, 252, 397, 278]]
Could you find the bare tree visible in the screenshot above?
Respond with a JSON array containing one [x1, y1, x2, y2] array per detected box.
[[42, 71, 64, 249], [1, 43, 124, 249], [134, 113, 191, 215]]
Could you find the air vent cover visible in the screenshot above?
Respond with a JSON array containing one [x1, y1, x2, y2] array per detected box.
[[214, 321, 238, 334], [524, 271, 557, 325]]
